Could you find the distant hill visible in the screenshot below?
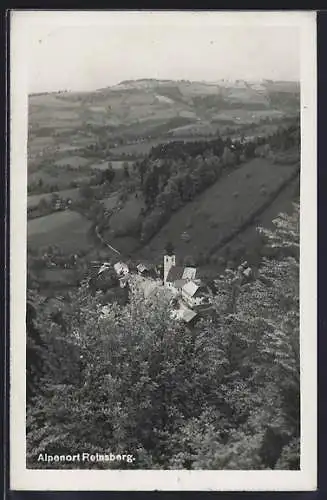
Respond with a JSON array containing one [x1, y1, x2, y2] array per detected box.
[[29, 78, 299, 130], [28, 78, 300, 165]]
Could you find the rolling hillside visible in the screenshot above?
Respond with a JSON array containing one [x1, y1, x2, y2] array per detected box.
[[134, 158, 299, 264], [28, 78, 299, 164], [27, 78, 300, 278]]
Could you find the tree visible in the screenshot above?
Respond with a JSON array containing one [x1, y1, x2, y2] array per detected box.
[[102, 163, 115, 184], [183, 255, 196, 267], [123, 162, 130, 179], [26, 291, 47, 401], [222, 146, 236, 166], [165, 241, 174, 256], [26, 205, 300, 470], [79, 185, 93, 200], [143, 169, 159, 207]]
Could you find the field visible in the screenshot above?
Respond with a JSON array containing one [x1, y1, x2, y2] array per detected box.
[[26, 79, 300, 269], [217, 175, 299, 264], [27, 209, 92, 252], [28, 188, 81, 208], [136, 158, 299, 262], [54, 156, 91, 168], [101, 193, 119, 210], [28, 166, 89, 192], [90, 160, 134, 171], [108, 136, 223, 157], [211, 109, 285, 124], [27, 80, 300, 174], [109, 140, 164, 157], [101, 194, 145, 254]]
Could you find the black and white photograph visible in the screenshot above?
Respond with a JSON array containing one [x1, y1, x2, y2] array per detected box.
[[10, 10, 317, 491]]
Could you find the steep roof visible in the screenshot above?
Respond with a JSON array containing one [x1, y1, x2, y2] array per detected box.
[[166, 266, 184, 282], [181, 308, 198, 323], [182, 267, 197, 280], [170, 304, 197, 323], [173, 279, 188, 290], [114, 261, 129, 273], [182, 280, 206, 298], [137, 263, 149, 273]]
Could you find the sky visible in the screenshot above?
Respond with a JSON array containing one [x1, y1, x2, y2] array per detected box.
[[13, 11, 303, 93]]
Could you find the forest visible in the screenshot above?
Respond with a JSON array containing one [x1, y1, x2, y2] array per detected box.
[[26, 203, 300, 470]]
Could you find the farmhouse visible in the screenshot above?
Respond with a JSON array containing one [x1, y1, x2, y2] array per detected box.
[[54, 198, 68, 211], [114, 261, 129, 277], [96, 245, 214, 325]]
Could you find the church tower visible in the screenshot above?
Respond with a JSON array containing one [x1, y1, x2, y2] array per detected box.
[[163, 242, 176, 284]]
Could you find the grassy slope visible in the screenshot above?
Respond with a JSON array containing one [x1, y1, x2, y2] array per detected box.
[[135, 158, 299, 263], [28, 80, 299, 157], [27, 210, 92, 252]]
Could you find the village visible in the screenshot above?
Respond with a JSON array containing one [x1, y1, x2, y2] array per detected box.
[[93, 243, 253, 326]]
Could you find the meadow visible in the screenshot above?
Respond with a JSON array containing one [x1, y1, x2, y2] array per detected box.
[[90, 160, 134, 171], [136, 158, 299, 262], [100, 194, 145, 254], [27, 209, 92, 252], [54, 156, 91, 168]]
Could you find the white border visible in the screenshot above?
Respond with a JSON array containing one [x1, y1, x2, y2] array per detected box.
[[10, 10, 317, 491]]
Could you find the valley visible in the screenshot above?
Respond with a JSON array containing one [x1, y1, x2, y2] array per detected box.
[[27, 78, 300, 295]]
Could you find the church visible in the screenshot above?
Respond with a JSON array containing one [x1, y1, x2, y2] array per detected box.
[[163, 244, 210, 309]]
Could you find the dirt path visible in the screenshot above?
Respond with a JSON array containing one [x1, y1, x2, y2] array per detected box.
[[95, 223, 121, 256]]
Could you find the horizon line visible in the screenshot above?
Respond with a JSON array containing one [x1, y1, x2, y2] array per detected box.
[[28, 77, 300, 96]]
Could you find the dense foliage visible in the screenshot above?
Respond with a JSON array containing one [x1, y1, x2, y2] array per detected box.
[[26, 204, 300, 470]]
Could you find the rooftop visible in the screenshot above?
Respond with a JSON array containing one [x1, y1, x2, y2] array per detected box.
[[182, 267, 197, 280], [173, 279, 188, 290], [182, 280, 207, 297], [166, 265, 184, 283]]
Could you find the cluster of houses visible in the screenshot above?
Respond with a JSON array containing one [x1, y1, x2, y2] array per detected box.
[[53, 197, 72, 211], [40, 251, 78, 269], [92, 244, 254, 325], [95, 249, 216, 325]]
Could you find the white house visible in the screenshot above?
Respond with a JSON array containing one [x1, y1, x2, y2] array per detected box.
[[114, 261, 129, 277], [182, 267, 197, 280]]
